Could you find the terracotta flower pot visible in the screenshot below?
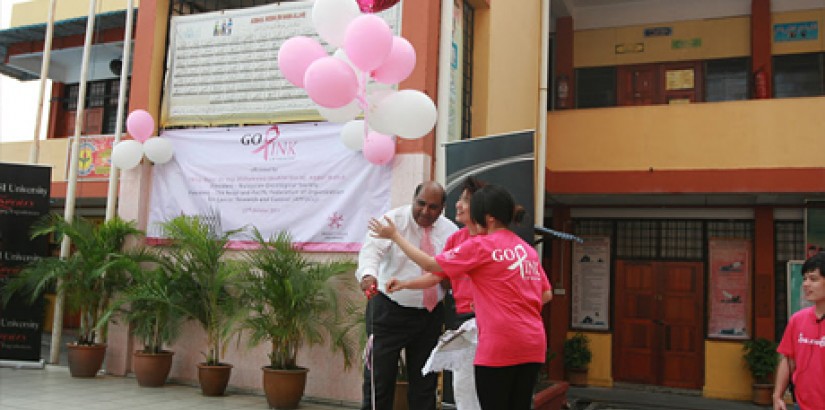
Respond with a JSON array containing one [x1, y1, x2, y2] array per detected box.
[[133, 351, 174, 387], [752, 383, 774, 405], [67, 343, 107, 378], [197, 363, 233, 396], [566, 367, 588, 386], [262, 367, 309, 409]]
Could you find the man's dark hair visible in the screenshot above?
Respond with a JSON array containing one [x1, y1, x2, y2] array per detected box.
[[413, 182, 447, 205], [801, 251, 825, 276]]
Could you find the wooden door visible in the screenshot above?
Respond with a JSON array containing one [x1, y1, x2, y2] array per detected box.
[[614, 261, 704, 388], [617, 65, 661, 106]]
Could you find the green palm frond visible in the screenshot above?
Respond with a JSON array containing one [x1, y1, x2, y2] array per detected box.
[[240, 228, 358, 370], [2, 214, 144, 345]]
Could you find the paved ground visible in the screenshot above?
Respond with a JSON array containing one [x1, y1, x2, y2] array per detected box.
[[0, 364, 776, 410]]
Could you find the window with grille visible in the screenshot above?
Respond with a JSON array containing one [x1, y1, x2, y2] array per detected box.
[[660, 220, 703, 259], [61, 79, 130, 135], [575, 67, 617, 109], [773, 53, 824, 98], [774, 220, 804, 340], [707, 220, 754, 240], [616, 220, 658, 259], [461, 1, 474, 140], [704, 58, 749, 102]]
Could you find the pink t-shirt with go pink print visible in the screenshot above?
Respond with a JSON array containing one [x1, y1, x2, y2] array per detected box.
[[435, 229, 551, 367]]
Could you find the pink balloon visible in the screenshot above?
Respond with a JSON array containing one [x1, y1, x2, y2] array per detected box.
[[126, 109, 154, 143], [362, 131, 395, 165], [304, 57, 358, 109], [372, 36, 416, 84], [278, 36, 327, 87], [343, 14, 393, 72]]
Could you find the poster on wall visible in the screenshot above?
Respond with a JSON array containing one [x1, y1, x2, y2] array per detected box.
[[0, 163, 51, 363], [66, 135, 114, 181], [146, 123, 391, 252], [707, 238, 751, 339], [804, 203, 825, 259], [571, 236, 610, 331], [162, 2, 401, 126], [787, 260, 811, 318]]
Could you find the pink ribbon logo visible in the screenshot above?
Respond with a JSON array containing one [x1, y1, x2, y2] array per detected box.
[[251, 125, 280, 160]]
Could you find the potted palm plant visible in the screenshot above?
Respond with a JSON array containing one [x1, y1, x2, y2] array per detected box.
[[743, 337, 779, 405], [1, 214, 144, 377], [563, 332, 592, 386], [103, 264, 186, 387], [155, 214, 247, 396], [240, 229, 357, 409]]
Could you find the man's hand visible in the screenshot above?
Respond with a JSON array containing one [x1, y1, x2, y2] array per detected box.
[[360, 275, 378, 299], [369, 217, 398, 240], [386, 278, 405, 293]]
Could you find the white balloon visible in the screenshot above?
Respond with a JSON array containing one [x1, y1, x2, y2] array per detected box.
[[333, 48, 360, 75], [368, 90, 437, 139], [340, 120, 366, 151], [111, 140, 143, 170], [365, 89, 397, 135], [312, 0, 361, 47], [143, 137, 175, 164], [318, 100, 362, 123]]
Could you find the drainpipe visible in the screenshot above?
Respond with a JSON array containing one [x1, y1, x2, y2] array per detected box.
[[536, 0, 550, 256], [28, 0, 57, 164], [51, 0, 98, 364], [434, 0, 453, 185], [105, 0, 135, 222]]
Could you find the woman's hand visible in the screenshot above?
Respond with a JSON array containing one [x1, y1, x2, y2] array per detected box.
[[369, 216, 398, 240], [386, 278, 406, 293]]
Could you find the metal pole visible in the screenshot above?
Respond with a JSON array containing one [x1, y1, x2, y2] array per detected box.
[[434, 0, 453, 185], [535, 0, 550, 257], [28, 0, 57, 164], [50, 0, 99, 364], [105, 0, 135, 221]]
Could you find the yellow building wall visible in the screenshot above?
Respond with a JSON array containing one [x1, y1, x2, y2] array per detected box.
[[10, 0, 138, 28], [0, 140, 66, 181], [575, 17, 750, 68], [703, 340, 751, 401], [547, 97, 825, 172], [772, 9, 825, 55], [472, 1, 540, 137], [566, 332, 613, 387]]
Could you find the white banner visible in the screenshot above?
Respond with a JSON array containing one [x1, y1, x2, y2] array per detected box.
[[147, 123, 391, 252]]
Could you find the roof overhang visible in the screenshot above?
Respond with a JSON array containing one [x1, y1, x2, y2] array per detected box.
[[0, 9, 135, 83]]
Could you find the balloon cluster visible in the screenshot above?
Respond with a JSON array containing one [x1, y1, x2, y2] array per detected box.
[[278, 0, 436, 166], [110, 110, 175, 170]]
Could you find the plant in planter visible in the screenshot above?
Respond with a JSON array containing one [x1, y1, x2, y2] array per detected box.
[[240, 229, 357, 409], [563, 333, 592, 386], [103, 264, 186, 387], [155, 214, 247, 396], [743, 337, 779, 405], [1, 214, 144, 377]]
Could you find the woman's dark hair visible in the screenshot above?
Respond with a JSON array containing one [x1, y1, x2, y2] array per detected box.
[[470, 184, 526, 228], [461, 176, 486, 196]]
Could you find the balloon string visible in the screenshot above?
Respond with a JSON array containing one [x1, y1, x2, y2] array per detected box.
[[357, 70, 370, 142]]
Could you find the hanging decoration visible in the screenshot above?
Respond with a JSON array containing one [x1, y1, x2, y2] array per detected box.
[[111, 110, 176, 170], [277, 0, 437, 165]]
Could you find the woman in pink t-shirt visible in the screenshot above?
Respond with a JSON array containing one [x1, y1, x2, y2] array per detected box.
[[371, 184, 553, 410]]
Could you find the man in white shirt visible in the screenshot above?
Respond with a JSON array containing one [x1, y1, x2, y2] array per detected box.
[[357, 181, 458, 410]]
